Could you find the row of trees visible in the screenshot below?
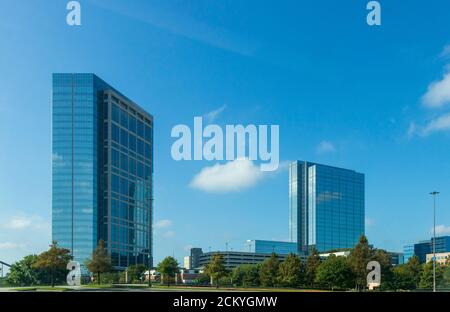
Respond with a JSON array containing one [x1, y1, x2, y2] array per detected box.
[[199, 236, 450, 290], [5, 239, 180, 287], [5, 236, 450, 290]]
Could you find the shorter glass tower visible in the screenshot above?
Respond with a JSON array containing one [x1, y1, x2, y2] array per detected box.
[[289, 161, 365, 253]]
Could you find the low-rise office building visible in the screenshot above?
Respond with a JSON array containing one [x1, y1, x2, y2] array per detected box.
[[426, 252, 450, 265], [197, 251, 305, 271], [403, 236, 450, 263]]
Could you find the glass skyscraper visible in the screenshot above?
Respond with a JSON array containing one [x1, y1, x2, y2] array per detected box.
[[289, 161, 365, 253], [52, 73, 153, 269]]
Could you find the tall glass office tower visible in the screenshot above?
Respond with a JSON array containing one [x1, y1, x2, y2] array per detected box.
[[289, 161, 364, 253], [52, 73, 153, 269]]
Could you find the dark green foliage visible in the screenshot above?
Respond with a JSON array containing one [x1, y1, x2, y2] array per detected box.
[[85, 240, 112, 284], [277, 253, 305, 288], [232, 264, 261, 287], [259, 253, 280, 287], [156, 256, 179, 286], [305, 247, 321, 288], [204, 254, 227, 288], [33, 241, 72, 287], [315, 255, 354, 290]]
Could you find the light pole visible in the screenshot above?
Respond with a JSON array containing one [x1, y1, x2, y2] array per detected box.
[[430, 191, 439, 293]]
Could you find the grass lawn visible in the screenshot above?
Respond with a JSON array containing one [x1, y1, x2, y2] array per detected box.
[[13, 286, 71, 292]]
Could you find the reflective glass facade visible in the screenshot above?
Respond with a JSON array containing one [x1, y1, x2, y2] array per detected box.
[[403, 244, 414, 263], [248, 240, 298, 255], [52, 74, 153, 269], [289, 161, 365, 253], [405, 236, 450, 263]]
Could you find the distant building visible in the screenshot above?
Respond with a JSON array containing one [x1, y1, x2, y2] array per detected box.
[[178, 268, 202, 285], [403, 245, 414, 263], [403, 236, 450, 263], [320, 250, 351, 258], [198, 251, 303, 271], [319, 250, 403, 265], [190, 248, 203, 269], [289, 161, 365, 253], [246, 240, 299, 255], [388, 252, 404, 266], [183, 256, 191, 269], [426, 252, 450, 265]]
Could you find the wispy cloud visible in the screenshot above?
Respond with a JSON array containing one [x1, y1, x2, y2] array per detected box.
[[440, 44, 450, 59], [409, 113, 450, 137], [2, 217, 31, 230], [316, 141, 336, 154], [422, 68, 450, 108], [431, 225, 450, 236], [91, 1, 258, 56], [365, 217, 375, 228], [1, 214, 50, 231], [155, 219, 173, 229], [422, 113, 450, 136], [163, 231, 176, 238], [0, 242, 24, 250], [190, 158, 265, 193], [204, 104, 227, 123]]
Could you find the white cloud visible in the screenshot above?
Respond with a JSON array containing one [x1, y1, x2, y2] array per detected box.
[[163, 231, 176, 238], [0, 242, 24, 250], [431, 225, 450, 236], [204, 104, 227, 123], [365, 217, 375, 227], [1, 214, 50, 231], [422, 113, 450, 135], [422, 70, 450, 108], [440, 45, 450, 59], [155, 219, 173, 229], [2, 217, 31, 230], [190, 158, 265, 193], [407, 122, 418, 138], [408, 113, 450, 137], [316, 141, 336, 154]]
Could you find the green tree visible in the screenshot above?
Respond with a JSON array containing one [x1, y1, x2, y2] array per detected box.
[[406, 256, 422, 288], [259, 253, 280, 287], [391, 264, 416, 290], [243, 264, 261, 287], [204, 254, 227, 288], [419, 261, 444, 289], [156, 256, 179, 286], [6, 255, 41, 286], [315, 255, 354, 290], [440, 264, 450, 288], [305, 247, 321, 288], [348, 235, 373, 290], [372, 249, 394, 290], [232, 264, 260, 287], [85, 240, 112, 285], [126, 264, 147, 283], [277, 253, 305, 288], [33, 241, 71, 287]]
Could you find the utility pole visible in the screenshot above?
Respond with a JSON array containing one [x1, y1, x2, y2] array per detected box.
[[430, 191, 439, 293]]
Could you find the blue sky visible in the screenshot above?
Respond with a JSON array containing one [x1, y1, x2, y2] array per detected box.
[[1, 0, 450, 269]]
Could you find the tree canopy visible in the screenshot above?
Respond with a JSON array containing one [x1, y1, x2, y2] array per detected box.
[[85, 240, 112, 285]]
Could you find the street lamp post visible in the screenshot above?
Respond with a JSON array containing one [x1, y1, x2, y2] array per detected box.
[[430, 191, 439, 293]]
